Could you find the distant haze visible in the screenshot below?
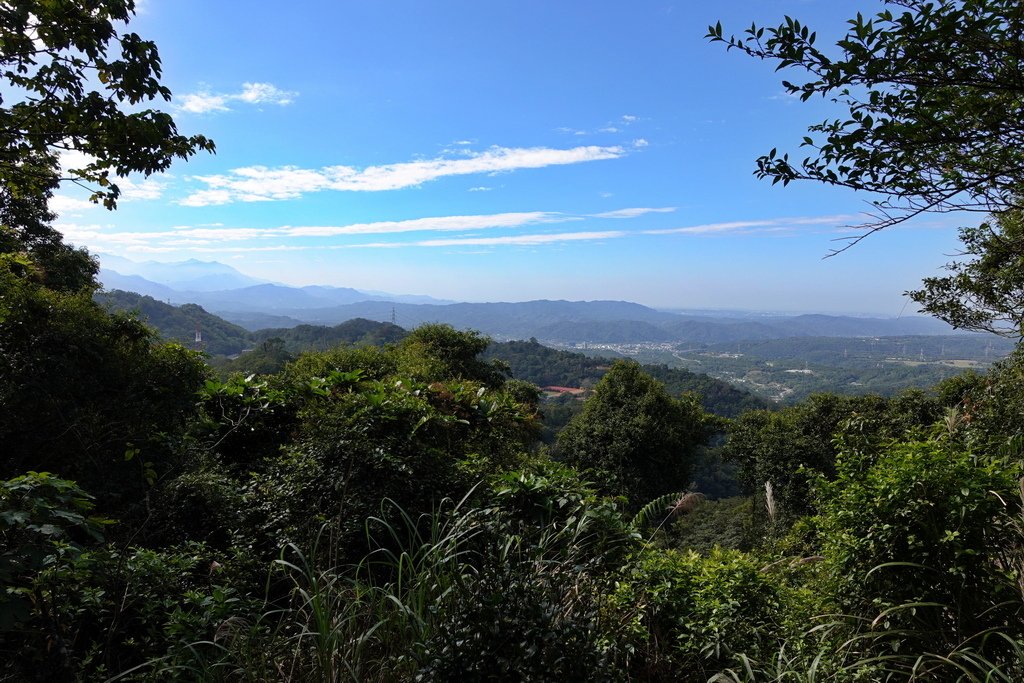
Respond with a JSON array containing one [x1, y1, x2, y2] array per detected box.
[[96, 255, 963, 342]]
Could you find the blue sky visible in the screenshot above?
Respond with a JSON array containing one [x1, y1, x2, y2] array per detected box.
[[55, 0, 968, 314]]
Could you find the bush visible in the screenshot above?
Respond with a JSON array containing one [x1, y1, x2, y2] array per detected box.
[[4, 540, 249, 681], [611, 548, 788, 682], [818, 438, 1022, 656]]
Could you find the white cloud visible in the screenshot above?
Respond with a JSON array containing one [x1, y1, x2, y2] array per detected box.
[[769, 90, 801, 104], [413, 231, 625, 248], [118, 178, 166, 201], [179, 189, 234, 207], [178, 92, 230, 114], [102, 230, 628, 254], [644, 214, 858, 236], [57, 211, 586, 252], [284, 212, 574, 238], [236, 82, 296, 105], [55, 222, 112, 246], [181, 145, 625, 205], [468, 186, 492, 192], [58, 148, 96, 174], [50, 195, 96, 215], [592, 207, 675, 219], [646, 220, 770, 235], [56, 149, 165, 202], [633, 138, 649, 148], [177, 82, 297, 114], [560, 119, 637, 136], [341, 231, 627, 249]]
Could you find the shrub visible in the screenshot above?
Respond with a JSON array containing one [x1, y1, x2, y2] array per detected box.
[[818, 438, 1022, 657], [611, 548, 788, 681]]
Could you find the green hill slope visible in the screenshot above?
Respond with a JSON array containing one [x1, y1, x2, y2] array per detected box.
[[485, 338, 770, 418], [95, 290, 253, 356]]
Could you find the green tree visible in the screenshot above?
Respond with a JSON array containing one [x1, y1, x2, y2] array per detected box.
[[723, 392, 943, 518], [556, 360, 714, 506], [0, 0, 214, 288], [708, 0, 1024, 248], [0, 256, 209, 515], [911, 206, 1024, 336], [217, 337, 295, 376], [0, 0, 214, 208], [610, 548, 788, 681], [398, 323, 509, 387]]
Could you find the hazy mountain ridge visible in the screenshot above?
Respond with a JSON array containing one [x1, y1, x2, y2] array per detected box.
[[96, 256, 963, 344], [263, 299, 959, 342], [97, 254, 267, 291], [96, 255, 453, 310]]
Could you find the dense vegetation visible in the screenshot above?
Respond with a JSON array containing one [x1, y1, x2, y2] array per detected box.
[[4, 0, 1024, 681], [97, 290, 409, 358], [485, 338, 769, 418], [96, 290, 254, 356]]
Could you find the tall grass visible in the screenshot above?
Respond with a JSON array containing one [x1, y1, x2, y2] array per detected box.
[[119, 491, 484, 682]]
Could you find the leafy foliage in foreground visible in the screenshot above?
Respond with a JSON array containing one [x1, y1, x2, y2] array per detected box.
[[0, 256, 209, 517]]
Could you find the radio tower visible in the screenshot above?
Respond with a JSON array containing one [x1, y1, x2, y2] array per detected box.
[[194, 323, 204, 349], [390, 306, 397, 326]]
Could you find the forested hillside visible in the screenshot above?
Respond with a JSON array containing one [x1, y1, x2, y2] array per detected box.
[[95, 292, 769, 419], [486, 338, 770, 417], [96, 289, 253, 355], [252, 318, 408, 351]]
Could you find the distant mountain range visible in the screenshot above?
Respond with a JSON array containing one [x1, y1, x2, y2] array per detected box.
[[96, 254, 453, 313], [96, 255, 968, 345], [216, 299, 960, 342], [98, 253, 268, 291]]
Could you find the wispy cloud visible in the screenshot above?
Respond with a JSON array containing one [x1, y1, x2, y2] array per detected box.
[[86, 230, 629, 254], [283, 212, 576, 238], [178, 92, 229, 114], [177, 82, 297, 114], [644, 214, 858, 235], [236, 82, 296, 105], [58, 211, 583, 249], [592, 207, 675, 219], [768, 90, 801, 105], [71, 207, 839, 258], [410, 231, 625, 248], [181, 145, 626, 205], [56, 149, 168, 202], [559, 114, 641, 137]]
